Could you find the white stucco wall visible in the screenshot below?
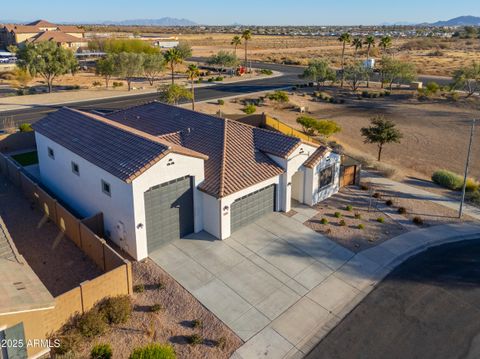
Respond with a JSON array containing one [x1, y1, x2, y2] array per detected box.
[[131, 153, 205, 260], [202, 192, 221, 238], [309, 151, 342, 205], [35, 132, 138, 257]]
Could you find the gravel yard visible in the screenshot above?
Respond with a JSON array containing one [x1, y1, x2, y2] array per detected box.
[[0, 174, 102, 296], [74, 259, 242, 359]]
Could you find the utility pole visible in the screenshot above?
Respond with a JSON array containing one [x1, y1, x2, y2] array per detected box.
[[459, 119, 476, 218]]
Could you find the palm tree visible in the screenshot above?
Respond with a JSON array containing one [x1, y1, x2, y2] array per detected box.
[[379, 36, 392, 55], [231, 35, 242, 57], [186, 64, 200, 110], [241, 29, 252, 72], [364, 35, 376, 87], [164, 48, 183, 84], [338, 33, 352, 87], [352, 38, 363, 58]]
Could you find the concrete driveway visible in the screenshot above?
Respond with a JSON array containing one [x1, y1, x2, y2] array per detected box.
[[150, 211, 356, 358]]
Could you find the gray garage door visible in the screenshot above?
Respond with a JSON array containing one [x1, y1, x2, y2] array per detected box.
[[231, 185, 276, 233], [144, 176, 194, 253]]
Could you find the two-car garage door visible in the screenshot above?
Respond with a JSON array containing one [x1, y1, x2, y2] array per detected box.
[[230, 184, 276, 233], [144, 176, 194, 253]]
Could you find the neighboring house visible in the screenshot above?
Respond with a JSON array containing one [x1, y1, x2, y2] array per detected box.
[[0, 19, 85, 49], [0, 218, 55, 359], [32, 102, 341, 260]]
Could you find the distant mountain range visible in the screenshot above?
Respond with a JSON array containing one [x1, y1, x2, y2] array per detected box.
[[101, 17, 197, 26], [430, 16, 480, 26]]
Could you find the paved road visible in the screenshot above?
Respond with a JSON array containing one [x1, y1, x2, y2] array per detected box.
[[0, 61, 303, 125], [306, 239, 480, 359], [0, 59, 451, 126]]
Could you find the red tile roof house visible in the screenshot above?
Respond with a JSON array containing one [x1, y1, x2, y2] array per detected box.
[[32, 102, 341, 260]]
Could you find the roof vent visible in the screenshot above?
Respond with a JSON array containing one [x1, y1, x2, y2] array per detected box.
[[13, 282, 26, 291]]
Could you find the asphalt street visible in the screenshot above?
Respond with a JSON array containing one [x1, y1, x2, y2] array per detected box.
[[306, 239, 480, 359], [0, 59, 452, 126]]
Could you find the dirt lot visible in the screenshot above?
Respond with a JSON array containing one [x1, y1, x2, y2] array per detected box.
[[193, 87, 480, 181], [0, 174, 102, 296], [74, 259, 242, 359], [181, 33, 480, 77]]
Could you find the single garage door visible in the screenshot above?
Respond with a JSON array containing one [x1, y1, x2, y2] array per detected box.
[[144, 176, 194, 253], [231, 184, 276, 233]]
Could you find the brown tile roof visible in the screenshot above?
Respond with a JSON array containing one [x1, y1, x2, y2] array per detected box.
[[26, 19, 56, 27], [303, 146, 329, 168], [57, 25, 85, 33], [2, 22, 83, 35], [30, 31, 86, 44], [32, 108, 207, 183], [3, 24, 41, 33], [106, 102, 302, 197]]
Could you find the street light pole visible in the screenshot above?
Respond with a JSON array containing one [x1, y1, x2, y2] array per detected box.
[[459, 119, 476, 218]]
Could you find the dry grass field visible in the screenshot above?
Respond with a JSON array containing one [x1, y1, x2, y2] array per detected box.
[[179, 33, 480, 76]]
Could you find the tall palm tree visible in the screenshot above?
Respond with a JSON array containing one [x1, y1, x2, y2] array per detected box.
[[164, 48, 183, 84], [364, 35, 376, 87], [338, 33, 352, 87], [231, 35, 242, 57], [379, 36, 392, 55], [351, 38, 363, 58], [186, 64, 200, 110], [241, 29, 252, 72]]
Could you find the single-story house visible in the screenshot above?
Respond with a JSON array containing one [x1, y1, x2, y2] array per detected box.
[[32, 102, 341, 260]]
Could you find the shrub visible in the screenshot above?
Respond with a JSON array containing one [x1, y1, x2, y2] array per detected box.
[[385, 199, 393, 206], [77, 309, 107, 338], [345, 205, 353, 211], [465, 178, 480, 192], [360, 184, 369, 191], [372, 193, 381, 199], [398, 207, 407, 214], [466, 190, 480, 205], [426, 81, 440, 94], [267, 90, 289, 103], [413, 216, 424, 225], [129, 344, 176, 359], [215, 337, 227, 349], [18, 123, 33, 132], [188, 334, 203, 345], [150, 304, 163, 313], [112, 81, 123, 88], [192, 319, 203, 329], [320, 218, 328, 225], [339, 219, 346, 226], [92, 81, 102, 87], [260, 69, 273, 75], [377, 217, 385, 223], [207, 77, 214, 82], [432, 170, 465, 190], [91, 344, 113, 359], [334, 212, 342, 218], [217, 99, 225, 105], [242, 104, 256, 114], [133, 284, 145, 293], [215, 76, 224, 81], [99, 295, 132, 324], [354, 213, 362, 219], [50, 332, 81, 356], [358, 224, 365, 230]]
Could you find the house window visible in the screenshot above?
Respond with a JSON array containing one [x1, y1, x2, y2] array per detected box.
[[71, 161, 80, 176], [101, 180, 111, 196], [47, 147, 55, 159], [319, 165, 334, 189]]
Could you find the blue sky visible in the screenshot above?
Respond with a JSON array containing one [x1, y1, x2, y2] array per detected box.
[[2, 0, 478, 25]]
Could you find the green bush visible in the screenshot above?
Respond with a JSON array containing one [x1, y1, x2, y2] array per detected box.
[[129, 344, 176, 359], [426, 81, 440, 94], [77, 309, 107, 338], [91, 344, 113, 359], [215, 76, 224, 81], [133, 284, 145, 293], [334, 212, 342, 218], [92, 81, 102, 87], [99, 295, 132, 325], [354, 213, 362, 219], [377, 217, 385, 223], [432, 169, 479, 191], [267, 90, 289, 103], [112, 81, 123, 88], [339, 219, 346, 226], [150, 304, 163, 313], [345, 205, 353, 211], [260, 69, 273, 75], [217, 99, 225, 105], [18, 123, 33, 132], [215, 337, 227, 349], [360, 184, 369, 191], [50, 332, 81, 356], [358, 224, 365, 230], [398, 207, 407, 215], [320, 218, 328, 225], [242, 104, 257, 114], [385, 199, 393, 206], [192, 319, 203, 329], [188, 334, 203, 345]]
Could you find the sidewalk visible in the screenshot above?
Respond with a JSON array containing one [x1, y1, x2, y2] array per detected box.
[[362, 171, 480, 221], [0, 70, 283, 112], [232, 222, 480, 359]]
